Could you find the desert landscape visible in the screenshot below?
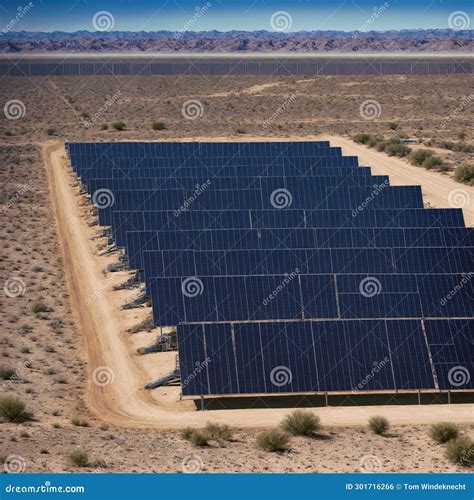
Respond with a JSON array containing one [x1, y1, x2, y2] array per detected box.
[[1, 69, 473, 473]]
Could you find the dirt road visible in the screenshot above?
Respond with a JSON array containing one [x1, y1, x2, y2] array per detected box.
[[44, 141, 473, 430]]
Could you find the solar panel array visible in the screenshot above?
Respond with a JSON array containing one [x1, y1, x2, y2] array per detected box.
[[67, 141, 473, 397]]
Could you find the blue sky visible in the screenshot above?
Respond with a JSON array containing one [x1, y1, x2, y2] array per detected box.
[[0, 0, 472, 32]]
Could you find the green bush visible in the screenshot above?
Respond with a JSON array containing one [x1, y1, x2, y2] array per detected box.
[[71, 417, 90, 427], [0, 396, 30, 423], [445, 437, 474, 467], [454, 164, 474, 184], [101, 123, 108, 130], [408, 149, 434, 166], [388, 122, 399, 130], [0, 367, 16, 380], [281, 410, 321, 436], [353, 133, 371, 145], [190, 430, 209, 446], [205, 422, 233, 441], [256, 429, 289, 452], [31, 302, 49, 313], [430, 422, 459, 444], [68, 449, 89, 467], [152, 121, 166, 130], [46, 128, 56, 136], [385, 142, 410, 157], [112, 121, 126, 131], [422, 155, 443, 170], [180, 427, 195, 440], [368, 416, 390, 435]]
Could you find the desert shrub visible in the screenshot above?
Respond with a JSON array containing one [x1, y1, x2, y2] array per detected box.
[[353, 133, 371, 145], [101, 123, 108, 130], [445, 437, 474, 467], [385, 142, 410, 157], [281, 410, 321, 436], [0, 367, 16, 380], [181, 427, 195, 440], [205, 422, 233, 441], [388, 122, 399, 130], [71, 417, 89, 427], [31, 302, 49, 313], [190, 430, 209, 446], [112, 121, 126, 131], [408, 149, 434, 166], [454, 164, 474, 184], [19, 430, 30, 438], [46, 128, 56, 136], [0, 396, 29, 423], [422, 155, 443, 170], [374, 140, 387, 152], [68, 449, 89, 467], [430, 422, 459, 444], [235, 128, 246, 134], [368, 416, 390, 435], [256, 429, 289, 452], [152, 121, 166, 130]]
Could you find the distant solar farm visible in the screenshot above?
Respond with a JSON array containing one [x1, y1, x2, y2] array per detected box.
[[66, 141, 473, 399]]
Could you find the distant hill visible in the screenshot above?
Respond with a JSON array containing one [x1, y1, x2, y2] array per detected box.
[[1, 30, 472, 53]]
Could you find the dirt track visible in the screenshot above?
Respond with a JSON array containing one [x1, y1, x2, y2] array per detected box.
[[43, 140, 474, 430]]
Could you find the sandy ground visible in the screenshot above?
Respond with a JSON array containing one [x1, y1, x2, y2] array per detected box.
[[43, 140, 474, 432]]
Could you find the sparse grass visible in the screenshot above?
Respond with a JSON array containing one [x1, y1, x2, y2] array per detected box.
[[368, 416, 390, 436], [256, 429, 290, 452], [408, 148, 435, 166], [19, 430, 30, 438], [152, 121, 166, 130], [101, 123, 108, 130], [190, 430, 209, 447], [181, 426, 196, 440], [0, 396, 30, 423], [46, 127, 56, 136], [0, 367, 16, 380], [68, 449, 89, 467], [281, 410, 321, 436], [445, 437, 474, 467], [31, 302, 49, 313], [430, 422, 459, 444], [112, 121, 126, 131], [205, 422, 233, 442], [71, 417, 90, 427]]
